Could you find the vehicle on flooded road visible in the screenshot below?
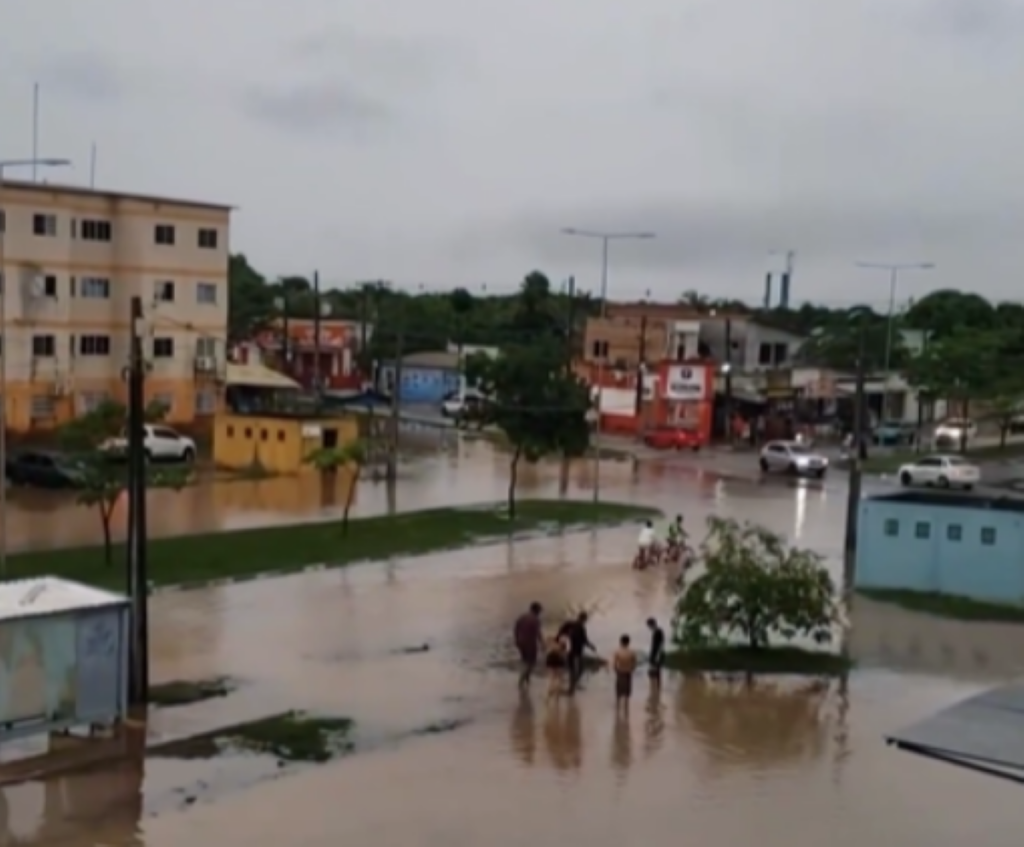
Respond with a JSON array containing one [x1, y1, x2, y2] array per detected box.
[[5, 450, 88, 489], [898, 454, 979, 490], [642, 425, 703, 451], [759, 440, 828, 478]]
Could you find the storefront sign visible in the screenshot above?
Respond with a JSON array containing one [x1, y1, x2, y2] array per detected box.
[[663, 365, 707, 400]]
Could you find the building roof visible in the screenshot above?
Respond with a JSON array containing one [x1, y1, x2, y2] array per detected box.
[[225, 362, 301, 389], [2, 179, 233, 212], [868, 490, 1024, 513], [0, 577, 127, 622], [887, 682, 1024, 783], [397, 350, 461, 370]]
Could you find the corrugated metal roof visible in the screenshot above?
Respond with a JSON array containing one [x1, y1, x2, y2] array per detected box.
[[0, 577, 128, 622], [887, 682, 1024, 782]]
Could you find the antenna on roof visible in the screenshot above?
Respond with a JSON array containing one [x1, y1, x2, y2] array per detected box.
[[32, 82, 39, 181]]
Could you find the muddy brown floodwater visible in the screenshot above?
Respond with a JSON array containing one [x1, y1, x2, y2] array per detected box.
[[4, 442, 1024, 846]]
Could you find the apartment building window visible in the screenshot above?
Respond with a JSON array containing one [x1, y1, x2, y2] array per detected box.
[[981, 527, 997, 546], [30, 395, 55, 420], [153, 337, 175, 358], [196, 336, 218, 358], [77, 392, 109, 414], [80, 219, 113, 241], [32, 213, 57, 236], [42, 275, 57, 297], [196, 282, 218, 304], [155, 280, 175, 302], [151, 394, 174, 415], [758, 342, 789, 366], [32, 334, 56, 357], [79, 277, 111, 299], [0, 210, 5, 233], [154, 224, 175, 245], [591, 340, 609, 358], [198, 228, 218, 249], [79, 334, 111, 356]]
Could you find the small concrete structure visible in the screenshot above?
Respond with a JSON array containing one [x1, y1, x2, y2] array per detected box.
[[856, 491, 1024, 604], [213, 412, 360, 475], [0, 577, 129, 744]]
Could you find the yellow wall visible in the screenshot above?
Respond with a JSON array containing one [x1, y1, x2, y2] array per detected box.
[[212, 414, 359, 475], [1, 376, 218, 433]]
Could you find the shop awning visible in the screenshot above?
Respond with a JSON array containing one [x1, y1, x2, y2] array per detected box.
[[886, 682, 1024, 784], [225, 362, 301, 390]]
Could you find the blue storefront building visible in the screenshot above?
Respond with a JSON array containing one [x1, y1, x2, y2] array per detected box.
[[376, 350, 461, 404], [856, 490, 1024, 604]]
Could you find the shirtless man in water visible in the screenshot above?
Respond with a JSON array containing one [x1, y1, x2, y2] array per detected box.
[[612, 635, 638, 714]]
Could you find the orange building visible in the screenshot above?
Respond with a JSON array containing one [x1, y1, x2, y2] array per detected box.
[[583, 359, 714, 444], [240, 318, 364, 391]]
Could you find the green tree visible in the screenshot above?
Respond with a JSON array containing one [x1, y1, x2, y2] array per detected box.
[[305, 441, 367, 535], [228, 254, 276, 343], [467, 273, 591, 518], [906, 330, 1001, 450], [57, 401, 188, 566], [905, 290, 996, 339], [673, 517, 837, 650], [796, 306, 903, 371]]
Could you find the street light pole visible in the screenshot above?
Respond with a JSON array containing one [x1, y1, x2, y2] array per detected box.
[[855, 261, 934, 419], [0, 156, 71, 578], [561, 227, 655, 503]]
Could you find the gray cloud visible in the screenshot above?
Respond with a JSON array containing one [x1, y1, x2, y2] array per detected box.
[[240, 80, 392, 136], [33, 52, 129, 102]]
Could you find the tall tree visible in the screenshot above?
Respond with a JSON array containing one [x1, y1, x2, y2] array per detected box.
[[467, 273, 591, 517]]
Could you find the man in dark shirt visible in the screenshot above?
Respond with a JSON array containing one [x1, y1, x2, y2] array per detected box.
[[514, 602, 544, 689], [646, 617, 665, 694], [558, 611, 596, 694]]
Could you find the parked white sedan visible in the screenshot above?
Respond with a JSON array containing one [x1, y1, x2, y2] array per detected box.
[[897, 454, 980, 490]]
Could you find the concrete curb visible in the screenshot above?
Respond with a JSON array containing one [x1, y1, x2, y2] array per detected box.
[[146, 518, 651, 597]]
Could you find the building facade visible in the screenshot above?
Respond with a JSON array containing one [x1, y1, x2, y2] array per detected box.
[[376, 350, 461, 403], [242, 318, 365, 392], [0, 180, 231, 432], [856, 491, 1024, 604]]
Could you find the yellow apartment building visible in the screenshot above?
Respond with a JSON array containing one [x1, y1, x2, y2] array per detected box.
[[0, 180, 232, 433]]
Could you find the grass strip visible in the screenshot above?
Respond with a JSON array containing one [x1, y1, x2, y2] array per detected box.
[[664, 645, 852, 676], [858, 587, 1024, 623], [6, 499, 659, 591]]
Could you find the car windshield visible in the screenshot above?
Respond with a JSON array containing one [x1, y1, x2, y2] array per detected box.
[[945, 456, 970, 465], [787, 444, 810, 454], [943, 419, 971, 427]]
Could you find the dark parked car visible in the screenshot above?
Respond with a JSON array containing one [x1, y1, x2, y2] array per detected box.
[[5, 451, 87, 489]]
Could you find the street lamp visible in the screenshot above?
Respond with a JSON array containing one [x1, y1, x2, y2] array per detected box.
[[561, 227, 655, 502], [855, 261, 934, 418], [0, 156, 72, 577]]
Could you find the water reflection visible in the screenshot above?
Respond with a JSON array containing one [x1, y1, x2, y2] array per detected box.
[[676, 677, 835, 777], [543, 699, 582, 774]]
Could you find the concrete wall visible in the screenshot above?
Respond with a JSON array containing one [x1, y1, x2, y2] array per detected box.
[[213, 414, 359, 475], [376, 365, 460, 404], [0, 180, 230, 432], [856, 497, 1024, 603]]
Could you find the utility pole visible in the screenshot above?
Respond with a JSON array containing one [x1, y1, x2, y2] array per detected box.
[[280, 287, 291, 378], [312, 270, 322, 398], [842, 315, 867, 600], [126, 296, 150, 706], [723, 317, 734, 444], [386, 296, 404, 483], [633, 314, 648, 419], [559, 276, 576, 496]]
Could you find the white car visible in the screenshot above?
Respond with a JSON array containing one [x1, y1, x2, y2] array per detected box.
[[101, 425, 196, 463], [759, 440, 829, 478], [897, 454, 979, 490], [440, 389, 487, 419], [933, 418, 976, 447]]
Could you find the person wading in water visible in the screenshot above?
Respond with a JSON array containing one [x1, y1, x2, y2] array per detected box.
[[613, 634, 638, 714], [646, 617, 665, 696], [514, 602, 545, 690], [558, 611, 596, 695]]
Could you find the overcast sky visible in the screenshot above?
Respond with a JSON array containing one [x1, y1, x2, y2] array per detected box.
[[3, 0, 1024, 306]]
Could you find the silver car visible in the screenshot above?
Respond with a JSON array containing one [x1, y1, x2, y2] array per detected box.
[[759, 440, 828, 478]]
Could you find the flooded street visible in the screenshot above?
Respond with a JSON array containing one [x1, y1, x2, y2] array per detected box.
[[4, 439, 1024, 845]]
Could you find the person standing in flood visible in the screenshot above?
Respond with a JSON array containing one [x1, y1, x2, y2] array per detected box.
[[558, 611, 596, 695], [646, 618, 665, 695], [613, 635, 638, 714], [514, 602, 545, 690]]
